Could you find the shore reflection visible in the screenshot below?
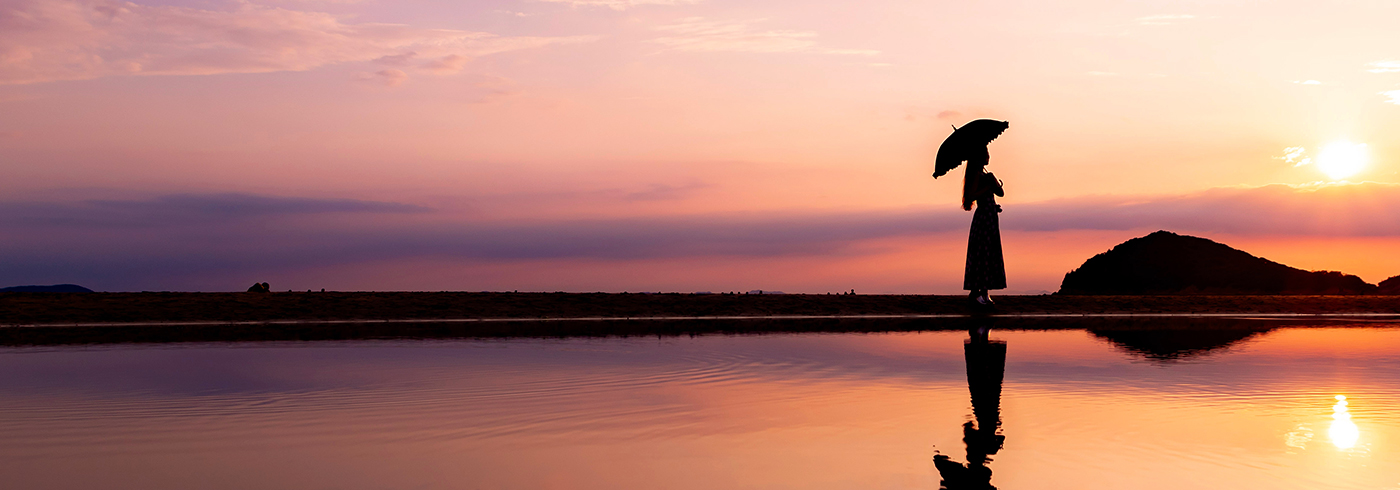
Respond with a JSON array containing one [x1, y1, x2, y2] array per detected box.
[[935, 324, 1007, 490], [2, 325, 1400, 489], [1088, 322, 1273, 362]]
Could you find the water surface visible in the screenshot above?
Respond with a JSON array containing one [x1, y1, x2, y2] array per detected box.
[[2, 320, 1398, 489]]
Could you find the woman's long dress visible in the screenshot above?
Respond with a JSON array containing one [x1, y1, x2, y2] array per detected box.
[[964, 173, 1007, 291]]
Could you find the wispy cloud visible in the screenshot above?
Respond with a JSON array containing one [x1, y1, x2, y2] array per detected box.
[[623, 182, 711, 201], [424, 54, 471, 75], [28, 194, 431, 227], [1382, 89, 1400, 105], [536, 0, 698, 10], [0, 0, 592, 85], [1366, 60, 1400, 73], [1279, 146, 1311, 167], [653, 18, 878, 55], [1292, 80, 1322, 85], [359, 69, 409, 86], [1136, 14, 1195, 25], [1087, 71, 1169, 79], [1003, 183, 1400, 236], [372, 52, 418, 66]]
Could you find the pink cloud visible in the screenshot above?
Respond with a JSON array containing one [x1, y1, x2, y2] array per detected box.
[[0, 0, 594, 85], [652, 18, 879, 55], [372, 52, 417, 66], [361, 68, 407, 86], [423, 54, 470, 74], [536, 0, 698, 11], [466, 75, 521, 102]]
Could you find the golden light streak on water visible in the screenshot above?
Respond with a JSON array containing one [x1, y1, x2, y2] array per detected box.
[[1330, 395, 1359, 449]]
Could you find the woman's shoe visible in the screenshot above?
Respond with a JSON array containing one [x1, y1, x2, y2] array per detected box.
[[976, 294, 994, 306]]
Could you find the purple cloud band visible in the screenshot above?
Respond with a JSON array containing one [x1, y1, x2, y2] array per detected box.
[[1, 183, 1397, 290]]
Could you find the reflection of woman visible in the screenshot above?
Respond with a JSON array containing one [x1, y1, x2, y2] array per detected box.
[[934, 324, 1006, 490], [962, 147, 1006, 305]]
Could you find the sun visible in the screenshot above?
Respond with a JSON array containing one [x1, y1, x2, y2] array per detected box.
[[1315, 141, 1369, 180]]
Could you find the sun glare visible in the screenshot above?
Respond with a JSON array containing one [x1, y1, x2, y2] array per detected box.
[[1315, 141, 1369, 180], [1330, 395, 1359, 450]]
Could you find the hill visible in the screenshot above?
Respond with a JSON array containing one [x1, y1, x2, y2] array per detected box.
[[1380, 275, 1400, 295], [0, 284, 93, 293], [1059, 231, 1378, 295]]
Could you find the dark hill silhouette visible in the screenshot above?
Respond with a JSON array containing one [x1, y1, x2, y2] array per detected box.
[[1059, 231, 1377, 295], [1379, 275, 1400, 295], [0, 284, 93, 293]]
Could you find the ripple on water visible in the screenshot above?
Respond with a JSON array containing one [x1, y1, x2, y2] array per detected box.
[[1, 328, 1399, 490]]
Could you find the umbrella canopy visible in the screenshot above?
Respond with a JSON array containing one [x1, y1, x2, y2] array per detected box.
[[933, 119, 1009, 178]]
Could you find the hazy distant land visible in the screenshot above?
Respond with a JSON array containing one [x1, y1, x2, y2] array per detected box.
[[3, 291, 1399, 324], [4, 230, 1399, 345]]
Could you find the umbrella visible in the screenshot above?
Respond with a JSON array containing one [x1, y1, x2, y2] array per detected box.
[[933, 119, 1009, 178]]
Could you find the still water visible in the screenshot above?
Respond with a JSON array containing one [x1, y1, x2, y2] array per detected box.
[[2, 321, 1399, 489]]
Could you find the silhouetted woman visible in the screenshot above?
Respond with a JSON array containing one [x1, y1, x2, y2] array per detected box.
[[962, 147, 1005, 305]]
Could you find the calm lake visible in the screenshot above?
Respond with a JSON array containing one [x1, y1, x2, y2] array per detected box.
[[2, 320, 1398, 489]]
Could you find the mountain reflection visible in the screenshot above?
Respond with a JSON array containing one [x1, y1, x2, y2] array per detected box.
[[1089, 322, 1274, 361], [935, 325, 1006, 490]]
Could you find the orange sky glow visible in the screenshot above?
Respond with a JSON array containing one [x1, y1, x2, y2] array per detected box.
[[2, 0, 1399, 291]]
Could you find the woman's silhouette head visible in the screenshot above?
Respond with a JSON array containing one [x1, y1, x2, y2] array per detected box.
[[961, 147, 990, 211]]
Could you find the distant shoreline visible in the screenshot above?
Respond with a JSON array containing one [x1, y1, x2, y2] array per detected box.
[[1, 292, 1398, 346], [8, 311, 1400, 329], [4, 292, 1400, 325], [1, 291, 1397, 335]]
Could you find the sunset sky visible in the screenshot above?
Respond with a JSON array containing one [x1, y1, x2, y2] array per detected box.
[[3, 0, 1400, 292]]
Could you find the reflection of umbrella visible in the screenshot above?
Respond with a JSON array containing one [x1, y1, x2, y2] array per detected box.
[[933, 326, 1008, 490], [933, 119, 1009, 178]]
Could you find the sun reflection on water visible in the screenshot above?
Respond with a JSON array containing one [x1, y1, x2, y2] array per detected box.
[[1329, 395, 1359, 450]]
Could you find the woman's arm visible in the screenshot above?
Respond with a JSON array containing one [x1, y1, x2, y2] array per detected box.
[[984, 172, 1004, 197]]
